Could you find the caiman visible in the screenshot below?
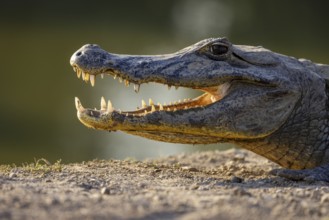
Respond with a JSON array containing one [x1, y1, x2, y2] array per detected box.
[[70, 38, 329, 182]]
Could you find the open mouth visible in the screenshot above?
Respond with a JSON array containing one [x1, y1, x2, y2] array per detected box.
[[72, 67, 231, 118]]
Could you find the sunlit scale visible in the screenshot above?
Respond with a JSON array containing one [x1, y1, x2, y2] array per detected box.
[[72, 66, 229, 117]]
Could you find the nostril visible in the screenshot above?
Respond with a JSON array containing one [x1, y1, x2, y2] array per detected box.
[[76, 51, 82, 57], [87, 44, 99, 48]]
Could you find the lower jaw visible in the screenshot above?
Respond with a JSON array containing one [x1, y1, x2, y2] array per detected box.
[[124, 130, 224, 144]]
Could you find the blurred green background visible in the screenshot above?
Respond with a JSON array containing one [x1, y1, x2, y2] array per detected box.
[[1, 0, 329, 164]]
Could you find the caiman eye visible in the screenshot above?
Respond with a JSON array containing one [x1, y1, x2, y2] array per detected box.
[[210, 43, 229, 56]]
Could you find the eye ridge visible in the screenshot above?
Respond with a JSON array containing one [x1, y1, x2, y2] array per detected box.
[[210, 44, 229, 56]]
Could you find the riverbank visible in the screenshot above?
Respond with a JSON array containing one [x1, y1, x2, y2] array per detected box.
[[1, 149, 329, 219]]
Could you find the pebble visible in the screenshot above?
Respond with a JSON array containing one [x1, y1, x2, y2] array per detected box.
[[233, 153, 246, 162], [45, 197, 60, 206], [321, 193, 329, 203], [100, 187, 110, 195], [9, 173, 17, 178], [190, 184, 199, 190], [231, 176, 243, 183], [232, 187, 252, 197], [181, 166, 199, 172]]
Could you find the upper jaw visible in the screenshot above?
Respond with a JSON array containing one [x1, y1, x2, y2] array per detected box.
[[69, 40, 233, 89], [70, 42, 279, 93]]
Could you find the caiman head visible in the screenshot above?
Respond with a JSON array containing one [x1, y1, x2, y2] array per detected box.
[[69, 38, 303, 145]]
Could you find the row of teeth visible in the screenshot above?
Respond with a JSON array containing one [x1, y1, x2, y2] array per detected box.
[[72, 66, 211, 116], [73, 66, 100, 87], [72, 66, 180, 93], [75, 96, 202, 117], [75, 97, 114, 113]]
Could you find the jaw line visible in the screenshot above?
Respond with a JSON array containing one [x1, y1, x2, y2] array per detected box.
[[73, 66, 231, 121]]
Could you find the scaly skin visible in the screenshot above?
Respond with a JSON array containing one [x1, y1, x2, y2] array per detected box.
[[70, 38, 329, 182]]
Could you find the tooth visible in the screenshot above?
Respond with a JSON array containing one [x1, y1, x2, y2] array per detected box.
[[159, 104, 164, 110], [184, 106, 188, 109], [175, 86, 179, 90], [149, 98, 154, 106], [76, 69, 81, 78], [119, 77, 123, 83], [151, 105, 156, 112], [142, 100, 147, 108], [82, 72, 86, 80], [74, 97, 84, 111], [84, 73, 90, 82], [73, 66, 77, 72], [101, 97, 107, 110], [178, 99, 181, 103], [126, 113, 129, 117], [114, 74, 117, 79], [164, 102, 167, 106], [134, 84, 140, 93], [90, 75, 95, 87], [174, 107, 177, 111], [211, 96, 216, 103], [167, 85, 171, 90], [101, 73, 104, 79], [124, 80, 130, 87], [107, 100, 114, 112], [184, 99, 188, 102], [118, 109, 122, 113], [144, 110, 147, 114]]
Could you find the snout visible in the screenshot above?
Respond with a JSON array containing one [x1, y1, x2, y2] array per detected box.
[[70, 44, 101, 67]]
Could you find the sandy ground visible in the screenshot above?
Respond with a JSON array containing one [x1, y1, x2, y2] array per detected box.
[[1, 149, 329, 220]]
